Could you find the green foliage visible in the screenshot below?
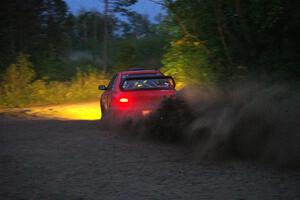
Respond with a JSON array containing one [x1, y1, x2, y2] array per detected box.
[[111, 13, 169, 70], [161, 37, 214, 87], [1, 54, 35, 106], [0, 57, 109, 107], [36, 46, 67, 80], [0, 0, 168, 78], [162, 0, 300, 82], [2, 0, 299, 93], [115, 39, 137, 68]]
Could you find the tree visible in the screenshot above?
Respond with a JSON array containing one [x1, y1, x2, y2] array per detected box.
[[157, 0, 300, 81], [0, 0, 44, 70], [1, 54, 35, 106]]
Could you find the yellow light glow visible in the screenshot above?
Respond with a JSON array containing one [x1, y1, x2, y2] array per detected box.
[[24, 101, 101, 120]]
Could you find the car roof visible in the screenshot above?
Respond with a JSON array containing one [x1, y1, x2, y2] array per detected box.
[[120, 69, 161, 75]]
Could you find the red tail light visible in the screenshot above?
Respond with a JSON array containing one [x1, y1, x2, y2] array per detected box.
[[119, 97, 129, 103]]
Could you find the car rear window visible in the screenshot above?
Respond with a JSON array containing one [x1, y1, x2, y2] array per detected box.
[[121, 73, 161, 80], [121, 75, 175, 91]]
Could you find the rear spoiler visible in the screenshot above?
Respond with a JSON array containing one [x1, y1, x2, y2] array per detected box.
[[121, 75, 176, 89]]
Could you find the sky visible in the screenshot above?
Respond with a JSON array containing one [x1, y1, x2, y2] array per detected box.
[[64, 0, 165, 21]]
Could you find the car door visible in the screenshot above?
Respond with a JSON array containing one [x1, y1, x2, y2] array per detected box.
[[101, 74, 118, 112]]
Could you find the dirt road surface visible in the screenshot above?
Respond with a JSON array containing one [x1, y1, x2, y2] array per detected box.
[[1, 117, 300, 200]]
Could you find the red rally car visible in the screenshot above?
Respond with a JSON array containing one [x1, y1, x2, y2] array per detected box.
[[98, 69, 176, 119]]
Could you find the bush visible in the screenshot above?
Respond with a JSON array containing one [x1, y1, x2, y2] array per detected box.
[[0, 54, 35, 106], [161, 36, 215, 88], [0, 55, 109, 107]]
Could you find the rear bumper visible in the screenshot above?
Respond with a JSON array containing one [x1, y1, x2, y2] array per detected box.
[[109, 107, 154, 119]]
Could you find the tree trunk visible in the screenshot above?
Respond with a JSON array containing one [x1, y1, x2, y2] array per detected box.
[[235, 0, 256, 58], [103, 0, 109, 72], [211, 0, 233, 67]]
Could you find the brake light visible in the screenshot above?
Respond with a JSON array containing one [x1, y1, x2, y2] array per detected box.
[[119, 97, 129, 103]]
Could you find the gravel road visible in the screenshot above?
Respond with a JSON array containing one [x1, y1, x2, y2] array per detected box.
[[1, 117, 299, 200]]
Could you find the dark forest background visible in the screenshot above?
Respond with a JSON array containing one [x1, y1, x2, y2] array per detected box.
[[0, 0, 299, 107], [0, 0, 168, 81]]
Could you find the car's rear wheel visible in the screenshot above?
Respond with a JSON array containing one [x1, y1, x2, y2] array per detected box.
[[100, 103, 115, 122], [101, 103, 109, 120]]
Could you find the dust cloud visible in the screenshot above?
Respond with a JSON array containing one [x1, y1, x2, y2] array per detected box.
[[108, 82, 300, 169]]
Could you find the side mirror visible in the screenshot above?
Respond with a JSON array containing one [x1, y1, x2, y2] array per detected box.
[[98, 85, 107, 90]]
